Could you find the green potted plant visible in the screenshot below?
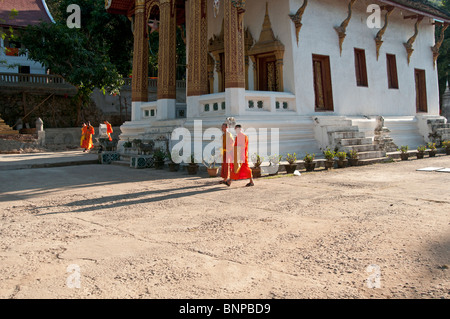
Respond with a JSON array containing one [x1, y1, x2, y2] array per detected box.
[[323, 148, 335, 170], [251, 153, 263, 178], [167, 150, 180, 172], [428, 142, 437, 157], [203, 155, 220, 177], [347, 150, 359, 166], [153, 149, 166, 169], [187, 153, 200, 175], [268, 154, 282, 175], [416, 145, 426, 159], [336, 151, 348, 168], [303, 153, 316, 172], [284, 153, 298, 174], [442, 140, 450, 155], [398, 145, 409, 161], [123, 140, 132, 155]]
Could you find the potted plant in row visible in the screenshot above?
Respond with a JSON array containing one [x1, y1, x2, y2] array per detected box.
[[203, 155, 220, 177], [323, 148, 335, 170], [398, 145, 409, 161], [123, 140, 132, 154], [153, 149, 166, 169], [443, 140, 450, 155], [284, 153, 298, 174], [336, 152, 348, 168], [347, 150, 359, 166], [187, 153, 199, 175], [251, 153, 263, 178], [416, 145, 426, 159], [303, 153, 316, 172], [428, 142, 437, 157]]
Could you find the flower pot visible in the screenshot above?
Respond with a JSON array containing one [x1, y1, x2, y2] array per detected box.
[[168, 163, 179, 172], [400, 153, 409, 161], [416, 152, 424, 159], [428, 150, 437, 157], [251, 167, 262, 178], [284, 164, 297, 174], [324, 160, 334, 170], [187, 164, 199, 175], [348, 158, 359, 166], [304, 162, 316, 172], [154, 160, 165, 169], [207, 167, 219, 177], [337, 159, 348, 168]]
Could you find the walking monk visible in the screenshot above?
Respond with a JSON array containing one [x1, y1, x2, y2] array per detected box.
[[80, 122, 95, 152], [220, 123, 234, 184], [105, 121, 113, 141], [227, 124, 254, 187]]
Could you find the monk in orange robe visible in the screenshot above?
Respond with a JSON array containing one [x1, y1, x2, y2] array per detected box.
[[105, 121, 113, 141], [228, 125, 254, 187], [220, 123, 234, 184], [80, 122, 95, 152]]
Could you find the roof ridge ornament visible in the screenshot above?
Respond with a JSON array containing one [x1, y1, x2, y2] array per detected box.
[[289, 0, 308, 46]]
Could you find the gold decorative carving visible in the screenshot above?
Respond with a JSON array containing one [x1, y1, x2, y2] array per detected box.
[[334, 0, 357, 56], [431, 23, 449, 69], [375, 6, 395, 61], [187, 0, 209, 96], [224, 0, 246, 89], [403, 15, 424, 65], [157, 0, 177, 100], [248, 3, 285, 92], [131, 0, 149, 102], [289, 0, 308, 46]]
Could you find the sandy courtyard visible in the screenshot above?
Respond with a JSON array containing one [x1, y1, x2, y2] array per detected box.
[[0, 156, 449, 299]]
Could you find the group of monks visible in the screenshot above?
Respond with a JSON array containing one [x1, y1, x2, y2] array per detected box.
[[220, 123, 255, 187], [80, 121, 113, 152]]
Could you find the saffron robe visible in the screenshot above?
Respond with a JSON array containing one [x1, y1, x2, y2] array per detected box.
[[80, 125, 95, 150], [221, 131, 234, 179], [230, 132, 252, 180], [105, 122, 113, 141]]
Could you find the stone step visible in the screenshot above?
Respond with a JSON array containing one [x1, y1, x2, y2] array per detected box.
[[0, 130, 19, 135], [332, 131, 366, 140], [436, 128, 450, 134], [342, 144, 378, 152], [357, 150, 386, 160], [435, 124, 450, 129], [340, 137, 373, 146], [326, 125, 359, 133], [357, 157, 391, 166]]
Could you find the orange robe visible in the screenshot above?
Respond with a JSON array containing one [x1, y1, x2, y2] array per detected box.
[[106, 122, 113, 141], [81, 125, 95, 150], [230, 132, 252, 180], [221, 131, 234, 179]]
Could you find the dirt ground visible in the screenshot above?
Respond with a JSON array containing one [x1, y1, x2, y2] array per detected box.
[[0, 156, 449, 299]]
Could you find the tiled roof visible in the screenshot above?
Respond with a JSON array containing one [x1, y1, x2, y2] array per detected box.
[[380, 0, 450, 22], [0, 0, 54, 28]]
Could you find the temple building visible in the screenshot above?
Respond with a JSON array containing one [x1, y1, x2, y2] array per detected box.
[[106, 0, 450, 162], [0, 0, 55, 74]]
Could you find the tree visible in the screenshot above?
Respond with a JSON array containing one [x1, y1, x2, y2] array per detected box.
[[437, 1, 450, 100], [19, 0, 133, 124]]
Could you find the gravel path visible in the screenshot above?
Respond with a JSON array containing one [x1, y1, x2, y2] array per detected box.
[[0, 156, 449, 299]]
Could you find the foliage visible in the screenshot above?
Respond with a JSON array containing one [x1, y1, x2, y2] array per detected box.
[[428, 142, 437, 150], [251, 153, 263, 167], [123, 140, 132, 148], [336, 152, 347, 160], [153, 149, 167, 162], [323, 148, 336, 160], [303, 153, 315, 163], [347, 149, 359, 159], [268, 154, 282, 165], [417, 145, 427, 153], [435, 0, 450, 100], [285, 153, 297, 165], [398, 145, 409, 154], [442, 140, 450, 148]]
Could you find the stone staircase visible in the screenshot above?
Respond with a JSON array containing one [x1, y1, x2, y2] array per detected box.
[[428, 118, 450, 145], [328, 125, 388, 165], [0, 118, 19, 135]]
